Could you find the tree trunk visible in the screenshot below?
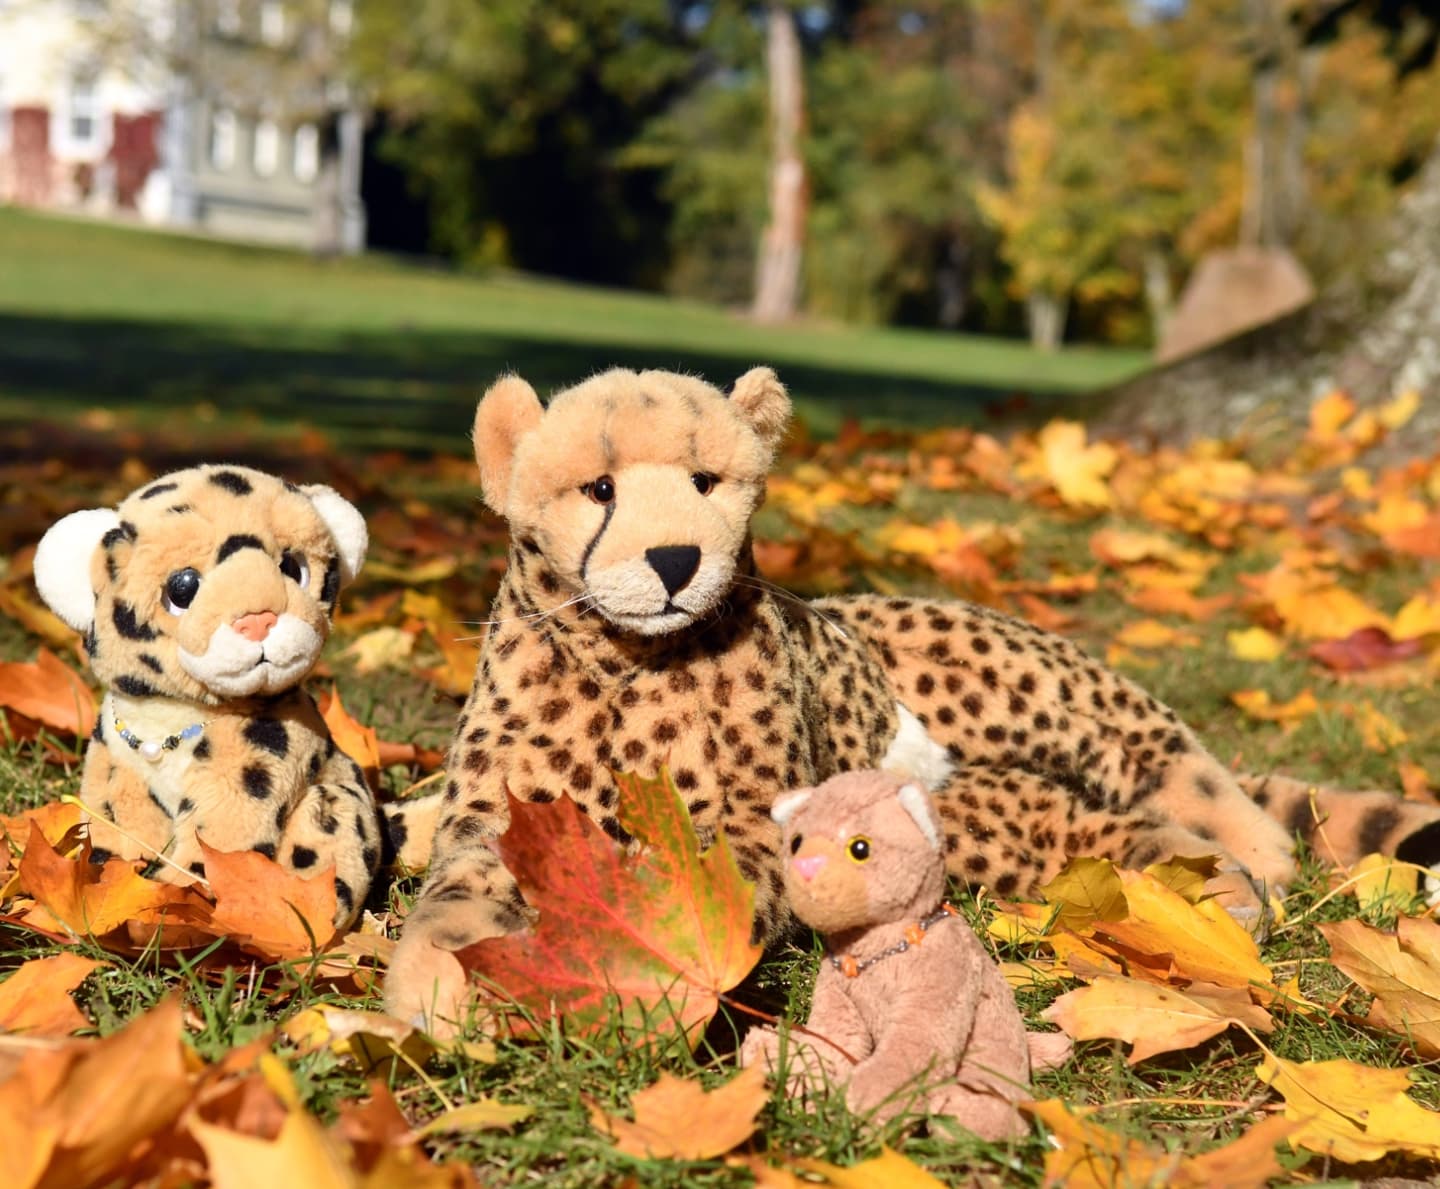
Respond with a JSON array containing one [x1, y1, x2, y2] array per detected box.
[[1026, 291, 1067, 352], [1142, 247, 1174, 342], [1096, 137, 1440, 462], [752, 4, 806, 324]]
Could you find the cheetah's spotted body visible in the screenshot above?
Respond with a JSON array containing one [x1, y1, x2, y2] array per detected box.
[[387, 367, 1440, 1029]]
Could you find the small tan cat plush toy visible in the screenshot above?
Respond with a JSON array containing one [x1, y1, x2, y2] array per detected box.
[[740, 769, 1069, 1139]]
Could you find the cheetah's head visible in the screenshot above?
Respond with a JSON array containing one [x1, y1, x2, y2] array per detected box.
[[770, 770, 947, 935], [474, 367, 790, 637], [34, 465, 366, 702]]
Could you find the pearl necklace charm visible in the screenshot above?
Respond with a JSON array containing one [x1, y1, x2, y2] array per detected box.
[[113, 713, 210, 763]]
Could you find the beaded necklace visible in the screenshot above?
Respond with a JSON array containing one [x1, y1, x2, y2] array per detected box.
[[827, 902, 960, 979], [113, 712, 212, 763]]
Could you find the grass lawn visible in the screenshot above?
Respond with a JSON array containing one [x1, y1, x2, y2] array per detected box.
[[2, 211, 1438, 1186], [0, 208, 1145, 451]]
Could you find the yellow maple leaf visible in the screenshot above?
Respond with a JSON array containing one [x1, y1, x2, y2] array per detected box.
[[1257, 1051, 1440, 1163], [1230, 689, 1321, 724], [1227, 627, 1285, 662], [341, 626, 417, 674], [1042, 975, 1273, 1065], [1345, 853, 1420, 913], [1349, 701, 1409, 751], [1033, 421, 1117, 509], [1308, 389, 1357, 441], [590, 1067, 767, 1161], [1394, 593, 1440, 641], [1114, 619, 1199, 650], [793, 1146, 948, 1188], [1379, 388, 1422, 430], [1322, 916, 1440, 1059]]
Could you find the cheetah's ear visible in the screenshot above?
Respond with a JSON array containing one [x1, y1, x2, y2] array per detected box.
[[474, 374, 545, 515], [303, 485, 368, 586], [896, 782, 941, 852], [33, 507, 121, 633], [728, 366, 791, 448], [771, 787, 812, 827]]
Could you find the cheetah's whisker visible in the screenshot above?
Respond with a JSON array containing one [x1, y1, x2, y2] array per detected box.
[[732, 575, 850, 641], [456, 593, 597, 635]]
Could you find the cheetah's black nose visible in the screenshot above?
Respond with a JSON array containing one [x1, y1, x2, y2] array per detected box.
[[646, 545, 701, 597]]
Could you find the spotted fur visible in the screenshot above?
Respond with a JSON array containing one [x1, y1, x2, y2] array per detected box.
[[385, 367, 1440, 1030], [34, 465, 434, 927]]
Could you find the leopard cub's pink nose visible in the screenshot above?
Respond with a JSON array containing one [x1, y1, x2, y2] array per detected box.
[[233, 611, 278, 642], [792, 854, 827, 882]]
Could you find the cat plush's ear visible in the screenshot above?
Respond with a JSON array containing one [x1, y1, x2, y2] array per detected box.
[[771, 788, 812, 827], [896, 783, 941, 851]]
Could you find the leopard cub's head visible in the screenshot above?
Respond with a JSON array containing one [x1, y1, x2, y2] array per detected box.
[[770, 770, 948, 935], [473, 366, 790, 637], [34, 465, 366, 702]]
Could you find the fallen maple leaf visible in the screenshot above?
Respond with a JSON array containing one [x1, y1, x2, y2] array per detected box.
[[1347, 701, 1409, 751], [1400, 760, 1434, 802], [1037, 857, 1129, 932], [1124, 586, 1232, 622], [1227, 626, 1285, 662], [1, 800, 82, 851], [0, 953, 105, 1036], [1308, 626, 1424, 672], [590, 1067, 767, 1161], [793, 1145, 949, 1187], [1025, 1099, 1292, 1189], [1230, 688, 1320, 725], [202, 841, 340, 959], [459, 769, 762, 1039], [1113, 618, 1199, 650], [191, 1110, 355, 1189], [318, 687, 381, 791], [1031, 421, 1117, 509], [1, 995, 195, 1189], [1042, 975, 1273, 1064], [414, 1098, 533, 1137], [0, 649, 96, 738], [1321, 916, 1440, 1057], [17, 825, 206, 938], [1257, 1050, 1440, 1163]]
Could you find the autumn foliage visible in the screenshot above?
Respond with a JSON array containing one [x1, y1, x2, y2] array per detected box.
[[3, 386, 1440, 1183]]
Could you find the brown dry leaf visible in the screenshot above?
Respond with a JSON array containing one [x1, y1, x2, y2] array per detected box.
[[1321, 916, 1440, 1057], [202, 842, 340, 959], [0, 953, 105, 1036], [1, 995, 195, 1189], [0, 649, 96, 738], [17, 825, 206, 938], [280, 1006, 490, 1075], [589, 1066, 767, 1161], [1308, 626, 1425, 673], [1229, 688, 1320, 725], [1256, 1051, 1440, 1163], [318, 686, 380, 790], [1042, 975, 1273, 1064], [1, 800, 83, 851]]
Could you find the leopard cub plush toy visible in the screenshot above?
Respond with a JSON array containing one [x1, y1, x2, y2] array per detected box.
[[34, 464, 426, 926], [740, 769, 1068, 1138]]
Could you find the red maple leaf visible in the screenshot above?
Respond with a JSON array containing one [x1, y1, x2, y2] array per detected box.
[[458, 768, 762, 1039]]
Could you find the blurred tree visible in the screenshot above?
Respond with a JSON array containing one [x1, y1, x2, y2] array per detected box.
[[752, 3, 806, 321], [349, 0, 691, 282]]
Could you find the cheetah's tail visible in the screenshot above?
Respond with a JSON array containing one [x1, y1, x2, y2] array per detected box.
[[1238, 772, 1440, 875], [380, 791, 443, 872]]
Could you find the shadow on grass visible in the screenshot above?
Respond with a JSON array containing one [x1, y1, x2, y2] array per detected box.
[[0, 312, 1100, 454]]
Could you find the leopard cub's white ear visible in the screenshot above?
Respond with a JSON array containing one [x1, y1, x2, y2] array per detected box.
[[896, 782, 941, 851], [33, 507, 121, 633], [304, 485, 368, 585], [771, 788, 813, 827]]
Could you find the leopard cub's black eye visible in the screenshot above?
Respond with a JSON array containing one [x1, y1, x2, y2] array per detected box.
[[692, 472, 717, 495], [279, 550, 310, 589], [583, 475, 616, 505], [789, 834, 803, 854], [163, 568, 202, 614]]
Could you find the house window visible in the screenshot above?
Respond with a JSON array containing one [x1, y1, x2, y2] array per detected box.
[[252, 118, 279, 176], [68, 73, 99, 147], [292, 122, 319, 182], [259, 0, 285, 44], [215, 0, 241, 35], [208, 107, 237, 170]]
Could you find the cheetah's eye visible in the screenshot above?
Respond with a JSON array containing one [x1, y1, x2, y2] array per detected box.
[[163, 568, 202, 614], [582, 475, 616, 505], [691, 472, 718, 495], [279, 550, 310, 589], [846, 836, 872, 863], [789, 834, 802, 855]]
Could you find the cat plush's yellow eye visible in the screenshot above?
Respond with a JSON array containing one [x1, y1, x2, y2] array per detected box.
[[847, 836, 871, 863]]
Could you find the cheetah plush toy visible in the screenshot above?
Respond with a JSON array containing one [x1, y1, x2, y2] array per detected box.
[[34, 464, 430, 927], [740, 769, 1069, 1139], [387, 365, 1440, 1030]]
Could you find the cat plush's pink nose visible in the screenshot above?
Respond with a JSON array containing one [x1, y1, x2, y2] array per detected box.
[[792, 854, 827, 882]]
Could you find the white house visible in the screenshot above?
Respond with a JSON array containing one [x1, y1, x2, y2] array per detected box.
[[0, 0, 364, 253]]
